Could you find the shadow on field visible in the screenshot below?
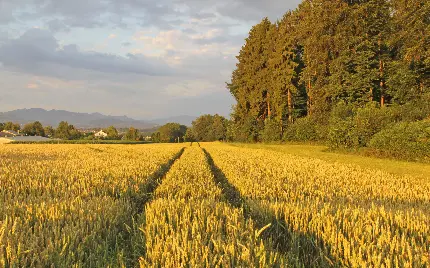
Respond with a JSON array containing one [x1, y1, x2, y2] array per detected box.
[[129, 147, 186, 213], [120, 147, 186, 266], [202, 148, 340, 267]]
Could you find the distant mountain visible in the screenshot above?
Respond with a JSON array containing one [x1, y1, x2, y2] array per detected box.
[[148, 115, 197, 126], [0, 108, 155, 129]]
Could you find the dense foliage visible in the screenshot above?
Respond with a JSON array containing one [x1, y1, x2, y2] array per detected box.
[[190, 114, 229, 142], [228, 0, 430, 150], [151, 123, 187, 143], [368, 120, 430, 161]]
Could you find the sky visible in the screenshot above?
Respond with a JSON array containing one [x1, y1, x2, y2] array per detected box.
[[0, 0, 301, 119]]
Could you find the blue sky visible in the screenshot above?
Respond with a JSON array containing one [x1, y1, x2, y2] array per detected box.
[[0, 0, 301, 119]]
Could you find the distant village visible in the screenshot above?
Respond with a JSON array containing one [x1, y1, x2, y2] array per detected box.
[[0, 121, 153, 143], [0, 114, 229, 144]]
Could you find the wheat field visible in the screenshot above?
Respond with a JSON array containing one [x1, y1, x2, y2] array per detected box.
[[0, 143, 429, 267]]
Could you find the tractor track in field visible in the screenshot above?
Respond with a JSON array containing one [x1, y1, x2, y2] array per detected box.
[[202, 147, 338, 267]]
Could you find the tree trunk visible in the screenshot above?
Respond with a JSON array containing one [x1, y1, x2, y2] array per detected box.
[[379, 34, 385, 107], [287, 88, 293, 123], [307, 78, 312, 116], [267, 92, 272, 119]]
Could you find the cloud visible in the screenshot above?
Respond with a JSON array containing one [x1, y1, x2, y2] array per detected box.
[[0, 28, 175, 79], [27, 83, 39, 89], [0, 0, 302, 119]]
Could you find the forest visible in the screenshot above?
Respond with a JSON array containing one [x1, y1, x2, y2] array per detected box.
[[226, 0, 429, 160]]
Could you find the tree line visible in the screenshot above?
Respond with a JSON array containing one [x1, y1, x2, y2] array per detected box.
[[150, 114, 229, 143], [0, 121, 150, 141], [225, 0, 429, 159]]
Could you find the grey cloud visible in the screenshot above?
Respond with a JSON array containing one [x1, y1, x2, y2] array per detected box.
[[46, 19, 71, 32], [0, 0, 302, 119], [0, 28, 174, 79], [2, 0, 301, 31]]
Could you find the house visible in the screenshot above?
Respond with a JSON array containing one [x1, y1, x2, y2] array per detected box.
[[0, 130, 21, 138], [94, 130, 108, 138]]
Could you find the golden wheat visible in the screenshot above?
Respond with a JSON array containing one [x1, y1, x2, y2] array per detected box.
[[137, 145, 285, 267], [203, 143, 430, 267], [0, 144, 183, 267], [1, 142, 428, 267]]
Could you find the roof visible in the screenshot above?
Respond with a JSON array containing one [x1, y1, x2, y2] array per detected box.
[[1, 130, 20, 136], [9, 136, 51, 142]]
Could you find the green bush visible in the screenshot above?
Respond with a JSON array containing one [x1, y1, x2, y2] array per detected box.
[[328, 102, 396, 149], [368, 120, 430, 161], [261, 119, 282, 142], [391, 95, 430, 122], [283, 117, 320, 142], [352, 105, 396, 147]]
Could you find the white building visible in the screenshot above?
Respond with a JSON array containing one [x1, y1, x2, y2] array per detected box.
[[94, 130, 108, 138]]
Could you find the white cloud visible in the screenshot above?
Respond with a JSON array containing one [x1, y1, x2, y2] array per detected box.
[[164, 80, 219, 97], [0, 0, 302, 118]]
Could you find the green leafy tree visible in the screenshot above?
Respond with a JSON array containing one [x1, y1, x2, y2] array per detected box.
[[44, 126, 55, 137], [22, 121, 45, 136], [191, 114, 228, 142], [0, 123, 4, 132], [184, 128, 195, 142], [104, 126, 119, 140], [55, 121, 70, 140], [228, 18, 273, 141], [4, 122, 21, 132], [151, 132, 161, 143], [54, 121, 81, 140], [124, 127, 140, 141], [158, 123, 187, 143], [212, 115, 228, 141]]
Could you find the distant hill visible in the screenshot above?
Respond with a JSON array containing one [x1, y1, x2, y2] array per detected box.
[[0, 108, 154, 129], [0, 108, 198, 129], [149, 115, 197, 126]]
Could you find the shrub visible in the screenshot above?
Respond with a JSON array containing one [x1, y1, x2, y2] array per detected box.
[[328, 102, 396, 149], [391, 95, 430, 122], [261, 119, 282, 142], [283, 117, 320, 142], [352, 104, 396, 147], [368, 120, 430, 161]]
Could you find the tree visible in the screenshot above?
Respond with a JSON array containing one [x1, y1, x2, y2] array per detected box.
[[191, 114, 229, 142], [158, 123, 187, 143], [184, 128, 195, 142], [68, 125, 82, 140], [212, 115, 228, 141], [22, 121, 45, 136], [192, 115, 215, 141], [44, 126, 55, 137], [55, 121, 70, 140], [104, 126, 119, 140], [54, 121, 81, 140], [228, 18, 273, 142], [151, 131, 161, 143], [4, 122, 20, 132], [0, 123, 4, 132], [226, 0, 429, 144], [124, 127, 140, 141]]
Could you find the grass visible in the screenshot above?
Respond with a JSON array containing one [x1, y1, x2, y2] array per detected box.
[[228, 142, 430, 179]]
